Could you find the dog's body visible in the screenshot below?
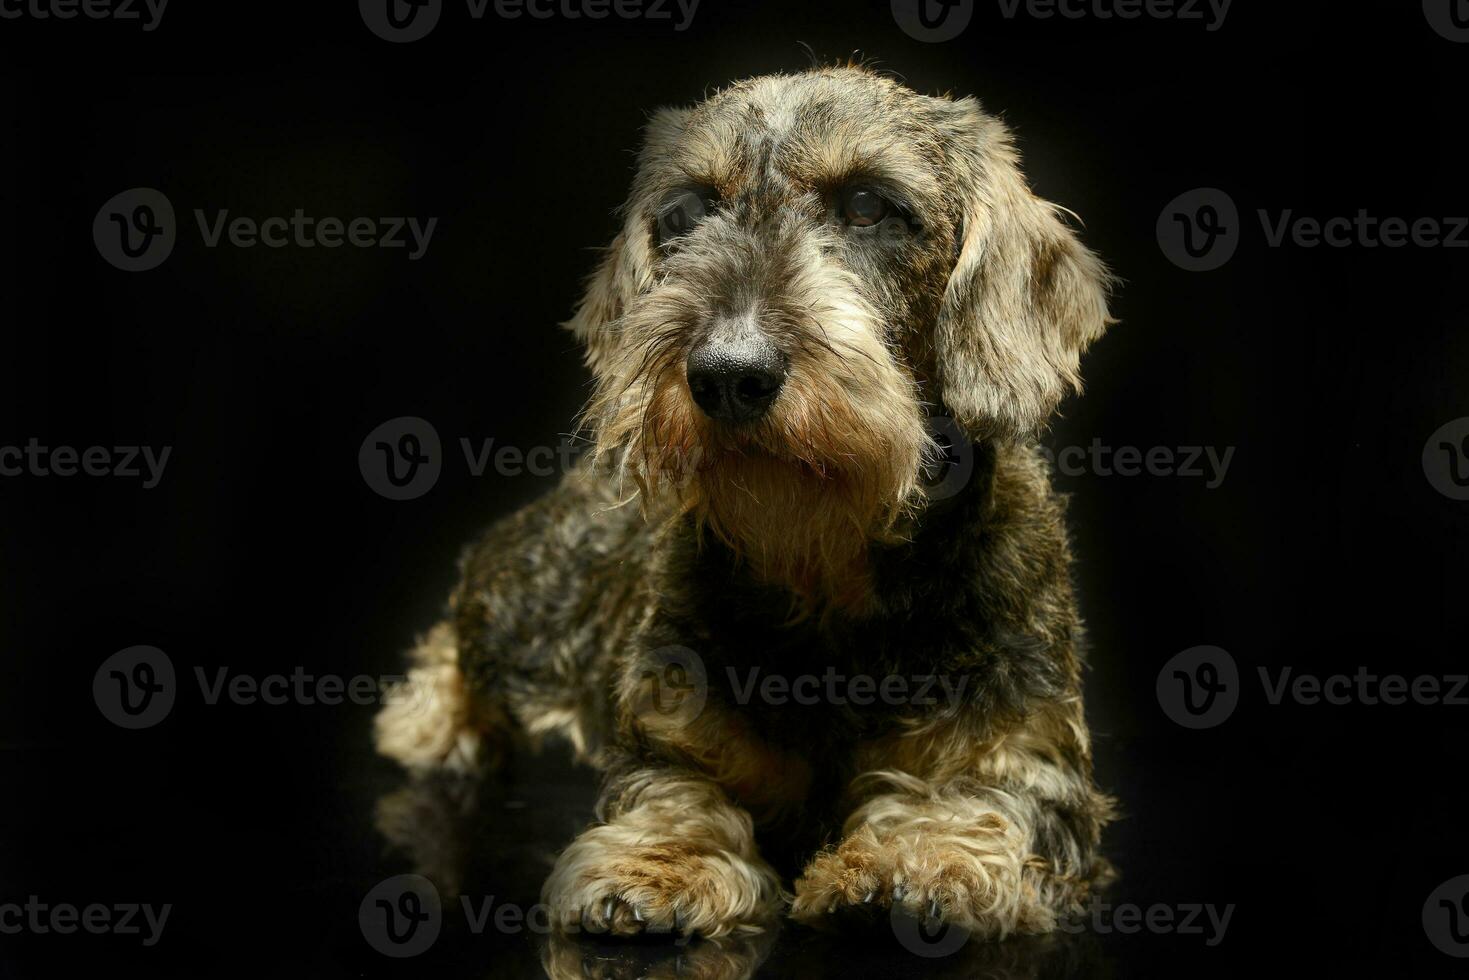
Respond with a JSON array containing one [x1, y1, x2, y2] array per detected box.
[[376, 66, 1115, 941]]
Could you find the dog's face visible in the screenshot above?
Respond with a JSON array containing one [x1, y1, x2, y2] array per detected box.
[[573, 68, 1111, 602]]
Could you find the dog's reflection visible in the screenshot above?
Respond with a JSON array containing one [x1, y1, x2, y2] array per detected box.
[[777, 928, 1113, 980], [374, 770, 486, 899], [374, 771, 1109, 980], [540, 931, 776, 980]]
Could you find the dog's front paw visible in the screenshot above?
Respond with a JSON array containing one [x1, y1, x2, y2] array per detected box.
[[543, 830, 780, 939], [790, 821, 1040, 939]]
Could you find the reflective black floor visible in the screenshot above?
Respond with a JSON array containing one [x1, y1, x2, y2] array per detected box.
[[325, 747, 1122, 978], [353, 751, 1119, 979], [6, 694, 1462, 977]]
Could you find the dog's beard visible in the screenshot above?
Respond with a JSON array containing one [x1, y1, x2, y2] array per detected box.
[[586, 302, 933, 611]]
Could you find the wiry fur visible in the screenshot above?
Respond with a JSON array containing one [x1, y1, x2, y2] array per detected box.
[[374, 621, 488, 773], [541, 772, 783, 938], [581, 189, 933, 609], [376, 65, 1116, 944]]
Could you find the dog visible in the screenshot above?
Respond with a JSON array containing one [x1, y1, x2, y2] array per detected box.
[[375, 64, 1116, 943]]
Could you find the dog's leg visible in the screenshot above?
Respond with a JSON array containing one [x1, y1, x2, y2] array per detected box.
[[374, 468, 653, 774], [374, 619, 500, 773], [790, 703, 1113, 938], [542, 766, 783, 938]]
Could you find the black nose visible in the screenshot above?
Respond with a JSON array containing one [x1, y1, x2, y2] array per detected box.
[[685, 334, 787, 423]]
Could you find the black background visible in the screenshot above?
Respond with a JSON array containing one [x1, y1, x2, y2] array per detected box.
[[2, 0, 1467, 976]]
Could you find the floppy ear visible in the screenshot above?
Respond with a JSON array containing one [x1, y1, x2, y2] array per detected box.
[[932, 98, 1114, 442], [562, 106, 691, 376]]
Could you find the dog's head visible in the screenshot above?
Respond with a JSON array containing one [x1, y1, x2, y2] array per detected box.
[[572, 67, 1112, 604]]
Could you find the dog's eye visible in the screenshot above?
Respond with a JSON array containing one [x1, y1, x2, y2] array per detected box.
[[842, 188, 891, 227], [658, 190, 713, 245]]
